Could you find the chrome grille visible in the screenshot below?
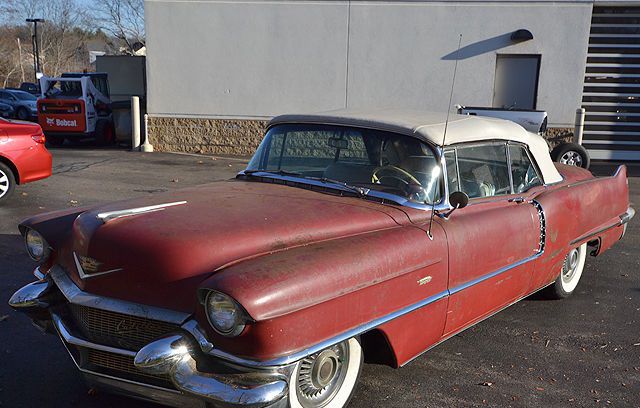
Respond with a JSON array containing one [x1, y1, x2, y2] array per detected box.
[[86, 348, 171, 385], [68, 304, 180, 351]]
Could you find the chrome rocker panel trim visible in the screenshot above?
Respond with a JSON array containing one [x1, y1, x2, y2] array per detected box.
[[50, 265, 190, 325]]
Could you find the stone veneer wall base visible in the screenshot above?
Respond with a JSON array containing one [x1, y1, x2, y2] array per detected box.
[[147, 116, 269, 156], [147, 116, 576, 156]]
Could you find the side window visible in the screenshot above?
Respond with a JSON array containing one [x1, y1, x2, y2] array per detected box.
[[509, 144, 542, 193], [456, 143, 511, 198], [444, 150, 459, 193]]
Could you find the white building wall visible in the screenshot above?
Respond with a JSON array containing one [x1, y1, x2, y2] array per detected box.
[[145, 0, 593, 128]]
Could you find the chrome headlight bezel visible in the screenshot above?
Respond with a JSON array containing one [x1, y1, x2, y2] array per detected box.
[[203, 290, 247, 337], [24, 228, 51, 263]]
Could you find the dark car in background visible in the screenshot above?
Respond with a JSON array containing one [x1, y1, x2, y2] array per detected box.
[[0, 89, 38, 121], [0, 102, 14, 118]]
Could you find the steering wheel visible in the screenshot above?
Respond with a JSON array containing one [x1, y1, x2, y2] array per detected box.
[[372, 165, 429, 202], [372, 165, 422, 187]]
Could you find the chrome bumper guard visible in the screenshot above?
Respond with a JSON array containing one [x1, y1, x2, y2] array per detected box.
[[8, 278, 289, 408], [134, 335, 288, 407]]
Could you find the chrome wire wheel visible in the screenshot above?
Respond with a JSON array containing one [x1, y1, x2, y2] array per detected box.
[[559, 151, 583, 167], [290, 338, 363, 408]]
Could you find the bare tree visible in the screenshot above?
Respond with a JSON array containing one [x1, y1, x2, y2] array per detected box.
[[0, 0, 94, 86], [95, 0, 145, 54]]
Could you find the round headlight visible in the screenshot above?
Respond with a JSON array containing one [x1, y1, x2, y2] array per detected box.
[[205, 291, 245, 336], [25, 229, 50, 263]]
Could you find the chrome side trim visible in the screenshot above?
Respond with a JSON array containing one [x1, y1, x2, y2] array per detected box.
[[190, 290, 450, 368], [50, 266, 190, 325], [96, 201, 187, 223], [51, 312, 136, 357], [570, 207, 634, 246], [401, 278, 557, 367], [449, 252, 543, 295]]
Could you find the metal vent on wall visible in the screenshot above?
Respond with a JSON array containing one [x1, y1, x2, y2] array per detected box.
[[582, 6, 640, 161]]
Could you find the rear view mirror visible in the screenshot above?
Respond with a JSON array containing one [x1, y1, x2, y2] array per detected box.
[[441, 191, 469, 220], [449, 191, 469, 209], [328, 137, 348, 149]]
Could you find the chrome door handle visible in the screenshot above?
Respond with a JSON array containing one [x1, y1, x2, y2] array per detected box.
[[509, 197, 526, 203]]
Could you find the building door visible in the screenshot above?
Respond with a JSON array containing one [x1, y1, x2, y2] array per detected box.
[[493, 54, 541, 110], [581, 6, 640, 161]]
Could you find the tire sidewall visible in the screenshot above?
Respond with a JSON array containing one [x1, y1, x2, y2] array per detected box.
[[16, 107, 29, 120], [289, 338, 363, 408], [551, 143, 590, 169], [559, 243, 587, 294], [0, 162, 16, 203]]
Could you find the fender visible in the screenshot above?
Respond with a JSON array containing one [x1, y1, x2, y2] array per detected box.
[[198, 223, 448, 361]]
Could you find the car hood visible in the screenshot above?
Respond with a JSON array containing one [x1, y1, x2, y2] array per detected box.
[[56, 179, 407, 313]]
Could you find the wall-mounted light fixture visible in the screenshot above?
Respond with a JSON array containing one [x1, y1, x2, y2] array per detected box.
[[511, 29, 534, 42]]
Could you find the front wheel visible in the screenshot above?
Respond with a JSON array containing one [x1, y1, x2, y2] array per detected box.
[[0, 162, 16, 203], [542, 243, 587, 299], [289, 337, 363, 408]]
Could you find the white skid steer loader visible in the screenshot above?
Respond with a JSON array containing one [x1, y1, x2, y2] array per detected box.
[[37, 73, 115, 146]]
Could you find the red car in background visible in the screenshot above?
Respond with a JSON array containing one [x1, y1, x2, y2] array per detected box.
[[0, 118, 52, 203]]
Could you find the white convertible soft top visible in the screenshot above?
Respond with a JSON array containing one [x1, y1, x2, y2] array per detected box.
[[270, 108, 563, 184]]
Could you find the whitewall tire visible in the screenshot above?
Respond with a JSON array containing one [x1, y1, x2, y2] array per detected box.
[[289, 337, 363, 408], [543, 243, 587, 299]]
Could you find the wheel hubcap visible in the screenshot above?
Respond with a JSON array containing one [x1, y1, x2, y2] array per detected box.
[[559, 151, 583, 167], [562, 248, 580, 283], [296, 342, 349, 407], [0, 170, 9, 198]]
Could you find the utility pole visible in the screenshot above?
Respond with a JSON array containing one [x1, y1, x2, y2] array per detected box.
[[26, 18, 45, 83]]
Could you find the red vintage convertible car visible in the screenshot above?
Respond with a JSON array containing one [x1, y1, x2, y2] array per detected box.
[[9, 110, 634, 408], [0, 118, 52, 203]]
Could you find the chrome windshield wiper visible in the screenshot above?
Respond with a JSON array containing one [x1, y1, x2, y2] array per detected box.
[[242, 169, 302, 177], [304, 176, 370, 197], [242, 170, 369, 197]]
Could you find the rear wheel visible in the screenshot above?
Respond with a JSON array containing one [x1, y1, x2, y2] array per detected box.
[[95, 120, 115, 146], [0, 162, 16, 203], [289, 337, 363, 408], [542, 243, 587, 299], [16, 107, 29, 121]]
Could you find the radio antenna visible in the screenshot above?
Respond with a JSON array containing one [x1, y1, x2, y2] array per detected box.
[[427, 33, 463, 240]]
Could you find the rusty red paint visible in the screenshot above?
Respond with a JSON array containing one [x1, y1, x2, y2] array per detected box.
[[18, 163, 631, 367]]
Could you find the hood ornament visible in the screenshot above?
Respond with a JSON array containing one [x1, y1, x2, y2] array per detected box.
[[73, 252, 123, 279], [96, 201, 187, 223]]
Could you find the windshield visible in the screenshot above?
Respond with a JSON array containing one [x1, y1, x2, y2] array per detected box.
[[13, 92, 36, 101], [44, 81, 82, 97], [245, 124, 442, 204]]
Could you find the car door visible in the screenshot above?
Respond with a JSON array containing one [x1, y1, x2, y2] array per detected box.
[[441, 142, 543, 337]]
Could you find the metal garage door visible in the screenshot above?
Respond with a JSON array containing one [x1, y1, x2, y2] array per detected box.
[[582, 6, 640, 161]]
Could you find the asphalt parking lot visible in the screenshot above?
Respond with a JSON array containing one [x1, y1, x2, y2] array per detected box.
[[0, 148, 638, 408]]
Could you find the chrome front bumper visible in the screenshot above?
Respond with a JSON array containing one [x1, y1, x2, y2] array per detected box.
[[8, 274, 289, 408]]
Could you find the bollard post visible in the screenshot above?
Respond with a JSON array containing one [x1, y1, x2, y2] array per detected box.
[[574, 108, 585, 145], [131, 96, 141, 151], [141, 113, 154, 152]]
